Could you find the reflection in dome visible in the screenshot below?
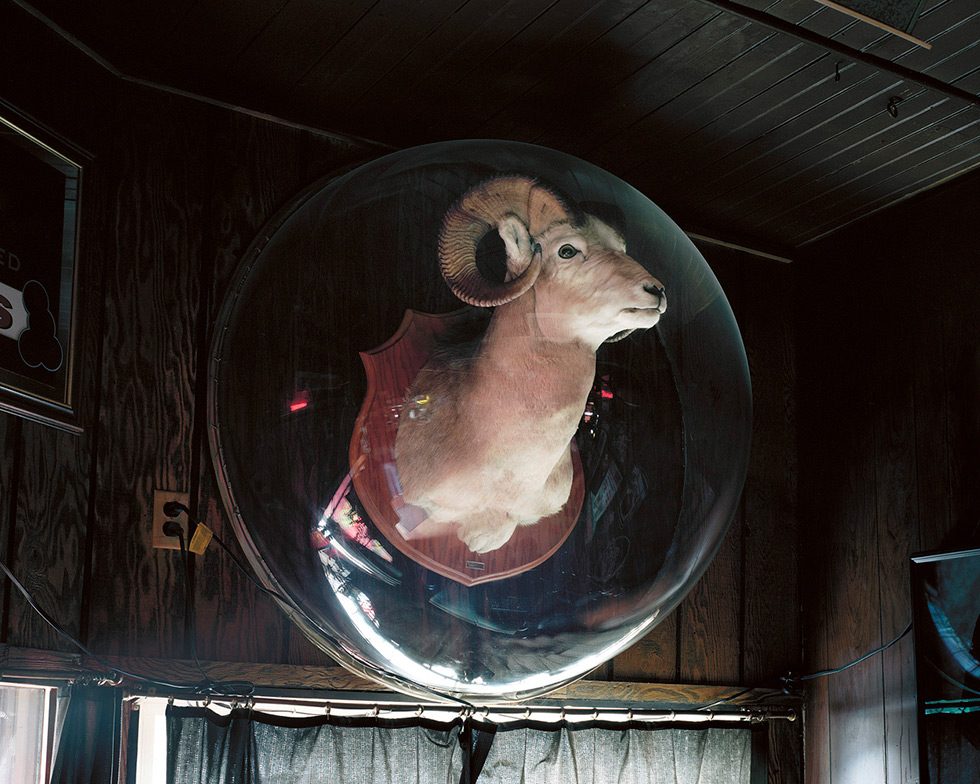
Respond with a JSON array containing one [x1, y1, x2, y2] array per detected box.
[[209, 140, 751, 702]]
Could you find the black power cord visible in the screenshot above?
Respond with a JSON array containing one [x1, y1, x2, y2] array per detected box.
[[694, 621, 915, 711], [782, 621, 913, 690], [171, 496, 920, 714], [5, 508, 917, 714], [163, 501, 291, 605], [0, 516, 254, 697], [0, 556, 210, 693], [162, 520, 255, 698], [162, 501, 476, 711]]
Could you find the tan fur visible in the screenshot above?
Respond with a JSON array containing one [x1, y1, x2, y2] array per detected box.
[[396, 186, 666, 553]]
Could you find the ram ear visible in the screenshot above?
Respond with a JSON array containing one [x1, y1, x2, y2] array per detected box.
[[498, 215, 535, 282], [526, 184, 571, 238]]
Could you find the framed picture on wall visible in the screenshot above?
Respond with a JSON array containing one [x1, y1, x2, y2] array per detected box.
[[911, 547, 980, 784], [0, 103, 84, 433]]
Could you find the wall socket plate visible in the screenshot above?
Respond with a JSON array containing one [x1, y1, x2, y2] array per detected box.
[[151, 489, 190, 550]]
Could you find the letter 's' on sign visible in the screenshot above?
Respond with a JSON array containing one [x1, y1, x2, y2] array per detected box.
[[0, 282, 28, 338]]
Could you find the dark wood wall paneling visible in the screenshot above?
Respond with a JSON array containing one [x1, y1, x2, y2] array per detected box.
[[798, 169, 980, 784], [0, 5, 373, 663], [609, 250, 801, 784], [0, 2, 800, 727], [0, 2, 113, 653], [609, 250, 799, 698]]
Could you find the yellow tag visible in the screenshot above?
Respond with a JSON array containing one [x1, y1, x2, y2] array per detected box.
[[189, 523, 214, 556]]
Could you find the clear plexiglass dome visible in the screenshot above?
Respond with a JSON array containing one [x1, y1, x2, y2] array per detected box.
[[208, 140, 751, 703]]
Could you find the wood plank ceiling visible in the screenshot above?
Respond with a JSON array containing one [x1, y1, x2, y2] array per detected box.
[[17, 0, 980, 250]]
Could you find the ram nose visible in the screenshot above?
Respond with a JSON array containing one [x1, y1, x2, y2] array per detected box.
[[643, 282, 667, 314]]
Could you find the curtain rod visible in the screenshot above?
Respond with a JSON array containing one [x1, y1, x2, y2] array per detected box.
[[155, 695, 797, 725]]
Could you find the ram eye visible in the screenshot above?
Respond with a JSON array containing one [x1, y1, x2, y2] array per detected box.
[[557, 244, 578, 259]]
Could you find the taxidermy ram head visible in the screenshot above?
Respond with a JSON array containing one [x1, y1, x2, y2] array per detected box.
[[395, 175, 667, 553]]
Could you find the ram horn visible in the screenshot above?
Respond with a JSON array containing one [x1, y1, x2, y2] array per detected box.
[[439, 176, 570, 307]]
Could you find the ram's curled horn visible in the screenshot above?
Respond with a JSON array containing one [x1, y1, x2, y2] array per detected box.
[[439, 176, 570, 307]]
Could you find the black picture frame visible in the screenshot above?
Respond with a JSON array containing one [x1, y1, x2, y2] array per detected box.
[[0, 103, 84, 434], [910, 547, 980, 784]]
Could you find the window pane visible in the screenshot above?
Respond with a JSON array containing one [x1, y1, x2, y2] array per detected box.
[[0, 683, 49, 784]]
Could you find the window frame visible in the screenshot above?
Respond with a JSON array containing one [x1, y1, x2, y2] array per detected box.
[[0, 680, 62, 784]]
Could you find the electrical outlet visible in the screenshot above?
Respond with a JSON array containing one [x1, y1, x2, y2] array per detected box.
[[151, 489, 190, 550]]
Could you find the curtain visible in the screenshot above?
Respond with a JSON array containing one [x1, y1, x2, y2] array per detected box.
[[50, 684, 123, 784], [472, 721, 757, 784], [167, 707, 762, 784], [167, 707, 463, 784]]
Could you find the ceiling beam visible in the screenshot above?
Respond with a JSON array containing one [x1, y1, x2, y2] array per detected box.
[[698, 0, 980, 109]]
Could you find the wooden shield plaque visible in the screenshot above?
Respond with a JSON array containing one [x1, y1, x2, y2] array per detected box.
[[349, 309, 584, 586]]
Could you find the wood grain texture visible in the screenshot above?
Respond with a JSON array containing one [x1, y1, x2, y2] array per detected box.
[[408, 0, 662, 146], [799, 377, 832, 784], [825, 318, 887, 784], [194, 119, 369, 667], [611, 242, 799, 696], [912, 314, 951, 549], [870, 297, 921, 784], [735, 259, 799, 686], [941, 293, 980, 550], [296, 0, 472, 109], [1, 643, 799, 713], [650, 51, 881, 219], [798, 169, 980, 784], [709, 246, 800, 688], [678, 516, 743, 684], [442, 0, 662, 144], [544, 6, 754, 158], [0, 17, 108, 652], [0, 2, 111, 659], [685, 2, 977, 221], [768, 717, 803, 784], [610, 612, 678, 682], [190, 111, 311, 666], [18, 0, 980, 248], [232, 0, 383, 93], [0, 414, 21, 641], [672, 243, 749, 687], [286, 625, 343, 670], [6, 424, 89, 651], [798, 234, 887, 784], [545, 679, 793, 710], [726, 95, 972, 233], [804, 677, 831, 784], [85, 85, 212, 659]]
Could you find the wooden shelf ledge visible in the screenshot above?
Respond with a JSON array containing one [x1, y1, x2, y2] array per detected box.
[[1, 644, 796, 710]]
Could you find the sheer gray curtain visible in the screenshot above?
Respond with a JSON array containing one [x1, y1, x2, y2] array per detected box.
[[166, 707, 760, 784], [167, 708, 462, 784], [475, 724, 755, 784]]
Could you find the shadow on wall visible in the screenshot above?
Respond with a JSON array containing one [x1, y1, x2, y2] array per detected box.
[[947, 341, 980, 549]]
